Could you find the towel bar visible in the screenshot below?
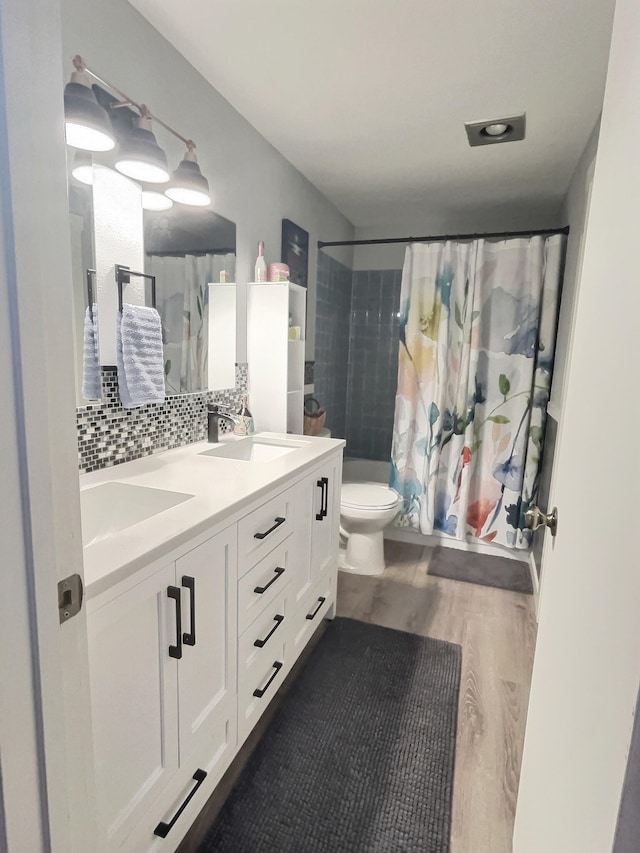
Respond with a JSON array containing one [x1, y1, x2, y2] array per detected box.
[[115, 264, 157, 313], [86, 268, 96, 319]]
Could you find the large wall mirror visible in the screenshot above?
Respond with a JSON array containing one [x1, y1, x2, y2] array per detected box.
[[67, 132, 236, 406]]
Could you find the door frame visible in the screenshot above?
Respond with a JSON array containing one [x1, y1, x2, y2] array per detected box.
[[0, 0, 96, 849], [537, 158, 596, 617]]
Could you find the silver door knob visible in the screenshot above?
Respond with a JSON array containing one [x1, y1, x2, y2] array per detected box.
[[525, 505, 558, 536]]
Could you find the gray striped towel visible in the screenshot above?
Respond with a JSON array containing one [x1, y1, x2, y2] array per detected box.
[[116, 303, 165, 408]]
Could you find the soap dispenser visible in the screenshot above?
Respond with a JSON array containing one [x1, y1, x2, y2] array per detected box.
[[233, 395, 255, 437]]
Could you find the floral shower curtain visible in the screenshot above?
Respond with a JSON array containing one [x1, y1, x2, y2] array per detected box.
[[390, 235, 565, 549], [147, 252, 234, 393]]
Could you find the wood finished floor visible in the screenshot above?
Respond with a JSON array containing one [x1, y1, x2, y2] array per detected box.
[[337, 540, 537, 853]]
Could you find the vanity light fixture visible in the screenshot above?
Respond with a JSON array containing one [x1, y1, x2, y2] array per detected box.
[[165, 143, 211, 207], [464, 113, 526, 147], [115, 108, 170, 184], [63, 57, 116, 152], [140, 183, 174, 211], [71, 150, 94, 185], [64, 55, 212, 207]]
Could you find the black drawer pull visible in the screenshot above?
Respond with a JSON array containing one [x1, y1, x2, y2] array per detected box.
[[253, 661, 283, 698], [167, 586, 182, 659], [306, 596, 326, 620], [154, 768, 207, 838], [254, 566, 285, 594], [182, 575, 196, 647], [315, 479, 325, 520], [254, 516, 286, 540], [254, 614, 284, 648], [322, 477, 329, 518]]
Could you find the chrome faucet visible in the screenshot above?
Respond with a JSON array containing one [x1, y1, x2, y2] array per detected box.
[[207, 404, 239, 443]]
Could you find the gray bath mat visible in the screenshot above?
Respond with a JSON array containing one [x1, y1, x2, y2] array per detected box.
[[429, 545, 533, 594], [199, 617, 461, 853]]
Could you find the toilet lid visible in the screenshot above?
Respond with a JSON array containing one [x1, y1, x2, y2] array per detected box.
[[341, 483, 399, 510]]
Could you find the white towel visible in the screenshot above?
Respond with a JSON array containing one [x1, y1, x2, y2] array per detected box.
[[82, 304, 101, 401], [116, 303, 166, 408]]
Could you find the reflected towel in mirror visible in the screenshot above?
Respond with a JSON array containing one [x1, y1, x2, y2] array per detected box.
[[116, 303, 165, 408], [82, 304, 101, 401]]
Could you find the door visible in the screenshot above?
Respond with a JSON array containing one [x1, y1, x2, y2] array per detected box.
[[513, 1, 640, 850], [176, 528, 238, 769], [310, 454, 342, 581], [87, 563, 179, 850]]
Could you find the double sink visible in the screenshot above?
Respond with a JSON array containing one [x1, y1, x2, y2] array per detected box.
[[80, 436, 308, 546]]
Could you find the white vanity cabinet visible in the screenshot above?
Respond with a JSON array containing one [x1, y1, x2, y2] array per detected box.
[[84, 444, 343, 852], [87, 527, 237, 853]]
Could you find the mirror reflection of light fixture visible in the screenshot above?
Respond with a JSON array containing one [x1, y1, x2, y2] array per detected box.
[[71, 151, 94, 185], [64, 57, 116, 152], [115, 109, 170, 184], [140, 183, 173, 211], [165, 144, 211, 207]]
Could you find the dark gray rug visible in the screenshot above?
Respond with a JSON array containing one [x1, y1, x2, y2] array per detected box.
[[429, 546, 533, 594], [199, 617, 461, 853]]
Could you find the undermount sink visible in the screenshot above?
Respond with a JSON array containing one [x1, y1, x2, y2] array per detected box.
[[199, 437, 308, 462], [81, 482, 194, 546]]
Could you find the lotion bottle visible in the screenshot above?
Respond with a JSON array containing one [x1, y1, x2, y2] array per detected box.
[[254, 241, 267, 283]]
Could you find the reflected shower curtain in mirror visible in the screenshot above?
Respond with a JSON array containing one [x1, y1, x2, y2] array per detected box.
[[390, 235, 565, 549], [147, 252, 233, 393]]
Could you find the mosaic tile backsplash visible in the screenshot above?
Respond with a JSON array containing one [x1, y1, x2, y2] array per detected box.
[[77, 364, 248, 472]]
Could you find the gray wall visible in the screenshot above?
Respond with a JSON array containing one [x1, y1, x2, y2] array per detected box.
[[613, 687, 640, 852], [60, 0, 354, 362], [314, 252, 352, 439], [346, 270, 402, 460]]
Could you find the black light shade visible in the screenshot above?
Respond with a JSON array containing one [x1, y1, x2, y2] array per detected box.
[[165, 153, 211, 207], [64, 81, 116, 152], [115, 120, 170, 184]]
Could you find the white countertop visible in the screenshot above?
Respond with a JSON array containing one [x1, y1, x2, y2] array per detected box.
[[80, 432, 345, 599]]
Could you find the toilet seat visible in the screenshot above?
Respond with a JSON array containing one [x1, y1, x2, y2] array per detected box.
[[341, 483, 399, 510]]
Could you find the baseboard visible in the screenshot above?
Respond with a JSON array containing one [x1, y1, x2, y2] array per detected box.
[[385, 525, 526, 563]]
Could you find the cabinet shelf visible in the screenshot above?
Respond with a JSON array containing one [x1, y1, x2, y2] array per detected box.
[[248, 282, 307, 434]]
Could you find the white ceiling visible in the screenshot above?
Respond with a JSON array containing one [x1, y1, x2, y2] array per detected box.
[[129, 0, 616, 228]]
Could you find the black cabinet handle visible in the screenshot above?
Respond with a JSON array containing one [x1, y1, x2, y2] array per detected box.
[[154, 769, 207, 838], [254, 566, 285, 594], [253, 661, 283, 698], [321, 476, 329, 518], [315, 479, 325, 520], [167, 586, 182, 659], [306, 596, 326, 620], [182, 575, 196, 647], [254, 614, 284, 648], [254, 516, 286, 540]]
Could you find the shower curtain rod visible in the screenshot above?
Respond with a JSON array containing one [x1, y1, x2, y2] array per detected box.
[[317, 225, 569, 249]]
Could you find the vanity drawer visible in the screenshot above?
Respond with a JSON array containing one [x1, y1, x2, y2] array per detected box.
[[238, 637, 288, 744], [291, 575, 335, 660], [238, 487, 295, 574], [238, 540, 293, 633]]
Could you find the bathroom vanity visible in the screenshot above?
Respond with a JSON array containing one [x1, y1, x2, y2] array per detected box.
[[80, 433, 344, 852]]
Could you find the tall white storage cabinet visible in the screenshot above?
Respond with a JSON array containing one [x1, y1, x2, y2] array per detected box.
[[247, 282, 306, 434]]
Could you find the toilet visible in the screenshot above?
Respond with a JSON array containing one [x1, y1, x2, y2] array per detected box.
[[339, 482, 400, 576]]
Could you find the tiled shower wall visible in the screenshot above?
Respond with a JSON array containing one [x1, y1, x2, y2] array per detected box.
[[346, 270, 402, 460], [313, 255, 402, 461], [77, 364, 247, 472], [314, 253, 353, 439]]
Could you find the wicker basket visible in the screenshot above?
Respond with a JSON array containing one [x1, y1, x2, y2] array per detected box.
[[303, 398, 327, 436]]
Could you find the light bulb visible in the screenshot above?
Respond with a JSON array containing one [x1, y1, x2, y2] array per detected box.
[[483, 122, 510, 137], [164, 186, 211, 207], [65, 121, 115, 152], [142, 190, 173, 211]]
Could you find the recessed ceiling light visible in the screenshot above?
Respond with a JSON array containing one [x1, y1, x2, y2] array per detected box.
[[482, 122, 510, 137], [465, 114, 526, 147]]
